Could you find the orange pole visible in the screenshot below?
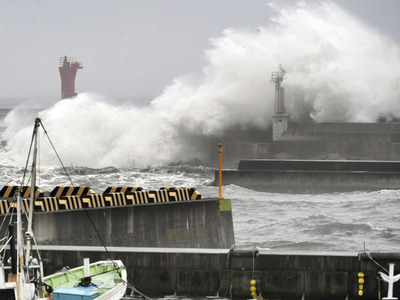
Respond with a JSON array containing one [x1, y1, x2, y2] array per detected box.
[[218, 143, 223, 199]]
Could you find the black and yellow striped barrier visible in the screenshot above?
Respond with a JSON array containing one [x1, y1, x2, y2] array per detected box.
[[148, 190, 170, 203], [103, 193, 126, 206], [188, 188, 201, 200], [50, 186, 93, 198], [160, 187, 201, 201], [126, 191, 149, 205], [103, 187, 143, 194], [0, 200, 10, 215], [0, 186, 43, 199], [9, 198, 31, 213], [81, 194, 106, 208], [35, 197, 59, 212], [59, 196, 83, 210], [167, 189, 184, 201], [0, 186, 202, 214]]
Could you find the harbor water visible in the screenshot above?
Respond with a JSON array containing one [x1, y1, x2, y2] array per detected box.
[[0, 149, 398, 253], [0, 106, 399, 300], [0, 108, 399, 254]]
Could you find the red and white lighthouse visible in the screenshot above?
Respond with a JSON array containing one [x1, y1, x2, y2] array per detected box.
[[59, 56, 83, 99]]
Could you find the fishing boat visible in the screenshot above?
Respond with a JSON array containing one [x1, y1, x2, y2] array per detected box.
[[44, 259, 127, 300], [0, 118, 127, 299]]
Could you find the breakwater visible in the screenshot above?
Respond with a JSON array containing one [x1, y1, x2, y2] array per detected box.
[[217, 159, 400, 193], [0, 185, 234, 248], [36, 247, 400, 299], [32, 197, 234, 248]]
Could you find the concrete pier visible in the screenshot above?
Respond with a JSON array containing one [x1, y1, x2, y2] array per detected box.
[[30, 198, 235, 249], [2, 188, 398, 298], [217, 159, 400, 193], [35, 248, 400, 299]]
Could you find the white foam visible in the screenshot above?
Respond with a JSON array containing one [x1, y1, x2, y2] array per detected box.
[[2, 1, 400, 167]]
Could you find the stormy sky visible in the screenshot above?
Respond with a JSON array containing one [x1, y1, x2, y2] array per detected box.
[[1, 0, 400, 102]]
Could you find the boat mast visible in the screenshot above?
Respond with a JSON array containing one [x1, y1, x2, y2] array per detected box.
[[26, 118, 40, 267], [16, 192, 25, 299]]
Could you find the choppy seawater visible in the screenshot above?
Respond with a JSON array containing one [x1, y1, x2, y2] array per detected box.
[[1, 154, 399, 253]]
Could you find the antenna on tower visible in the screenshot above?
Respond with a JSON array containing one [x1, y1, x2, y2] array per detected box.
[[271, 65, 288, 141], [271, 64, 286, 114], [271, 64, 286, 85]]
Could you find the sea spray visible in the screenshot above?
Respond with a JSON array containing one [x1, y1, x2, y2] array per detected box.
[[2, 1, 400, 168]]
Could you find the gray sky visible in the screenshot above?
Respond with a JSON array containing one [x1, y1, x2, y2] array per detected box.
[[1, 0, 400, 102]]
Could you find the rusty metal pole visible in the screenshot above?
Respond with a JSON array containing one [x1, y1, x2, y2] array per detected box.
[[218, 143, 223, 199]]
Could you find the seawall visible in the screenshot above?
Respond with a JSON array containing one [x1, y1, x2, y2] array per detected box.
[[36, 248, 400, 300], [216, 159, 400, 193], [31, 197, 235, 248]]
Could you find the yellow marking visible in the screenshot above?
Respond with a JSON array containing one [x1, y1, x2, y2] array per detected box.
[[44, 198, 50, 211], [5, 186, 14, 197], [50, 198, 58, 211], [105, 196, 113, 206], [93, 195, 105, 207], [0, 200, 9, 214], [100, 195, 105, 207], [169, 191, 177, 201], [82, 197, 92, 208], [138, 192, 148, 204], [149, 193, 157, 203], [120, 194, 126, 205], [55, 187, 62, 198], [77, 187, 85, 196], [164, 191, 170, 202], [59, 199, 69, 209], [46, 199, 52, 211], [77, 196, 82, 208], [126, 194, 135, 205], [35, 188, 43, 198], [143, 192, 148, 203], [191, 190, 200, 200], [182, 188, 190, 200], [22, 186, 30, 198], [219, 199, 231, 211], [116, 194, 122, 206]]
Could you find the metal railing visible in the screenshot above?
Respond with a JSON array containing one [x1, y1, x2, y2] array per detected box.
[[59, 56, 82, 68]]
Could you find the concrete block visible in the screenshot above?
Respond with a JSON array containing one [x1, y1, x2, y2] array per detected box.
[[134, 268, 176, 297], [230, 270, 261, 299], [305, 271, 348, 300], [257, 253, 358, 272], [177, 270, 220, 296], [261, 270, 304, 300]]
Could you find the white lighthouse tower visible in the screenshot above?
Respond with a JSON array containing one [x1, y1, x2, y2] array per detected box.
[[271, 65, 288, 141]]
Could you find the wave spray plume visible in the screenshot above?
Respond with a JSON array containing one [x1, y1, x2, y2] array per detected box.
[[2, 1, 400, 168]]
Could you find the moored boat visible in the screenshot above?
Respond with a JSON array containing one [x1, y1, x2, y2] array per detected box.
[[44, 259, 127, 300], [0, 118, 128, 299]]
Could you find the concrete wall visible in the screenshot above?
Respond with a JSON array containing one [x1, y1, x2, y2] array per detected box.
[[0, 199, 234, 249], [30, 198, 235, 249], [290, 122, 400, 134], [217, 169, 400, 193], [217, 122, 400, 163], [36, 248, 400, 300], [238, 159, 400, 172]]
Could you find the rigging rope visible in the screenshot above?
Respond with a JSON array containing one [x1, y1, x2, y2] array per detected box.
[[21, 121, 37, 187], [38, 119, 74, 186], [364, 252, 389, 273], [124, 280, 153, 300], [38, 119, 130, 285], [2, 118, 147, 299], [0, 119, 38, 236]]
